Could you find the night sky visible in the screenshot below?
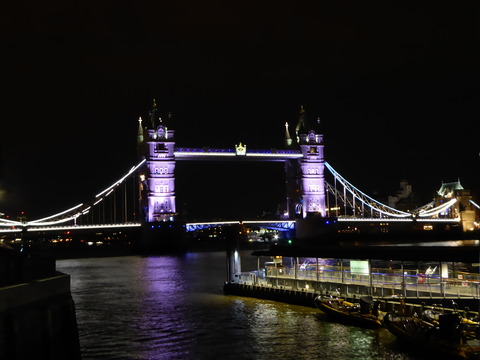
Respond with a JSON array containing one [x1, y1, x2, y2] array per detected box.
[[0, 1, 478, 220]]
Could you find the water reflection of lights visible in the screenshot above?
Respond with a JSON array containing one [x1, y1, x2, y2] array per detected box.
[[390, 239, 479, 247], [58, 255, 418, 360]]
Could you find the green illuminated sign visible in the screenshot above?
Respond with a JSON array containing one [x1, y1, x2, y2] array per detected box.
[[350, 260, 369, 275]]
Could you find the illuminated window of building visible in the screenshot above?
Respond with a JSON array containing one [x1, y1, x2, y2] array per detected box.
[[308, 184, 320, 192], [157, 125, 166, 139]]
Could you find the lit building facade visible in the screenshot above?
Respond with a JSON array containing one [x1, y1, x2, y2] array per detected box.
[[436, 180, 477, 231]]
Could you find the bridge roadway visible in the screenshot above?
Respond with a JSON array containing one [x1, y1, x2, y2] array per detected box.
[[0, 220, 295, 233], [0, 223, 143, 233], [1, 214, 461, 234]]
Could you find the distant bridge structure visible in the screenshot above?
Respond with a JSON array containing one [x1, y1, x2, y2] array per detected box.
[[185, 220, 296, 233], [1, 102, 477, 242]]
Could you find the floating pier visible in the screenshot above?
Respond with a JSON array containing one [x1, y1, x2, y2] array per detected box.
[[225, 243, 480, 311], [223, 282, 479, 313]]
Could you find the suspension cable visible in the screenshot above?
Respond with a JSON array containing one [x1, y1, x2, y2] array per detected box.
[[23, 159, 146, 226], [325, 162, 411, 217]]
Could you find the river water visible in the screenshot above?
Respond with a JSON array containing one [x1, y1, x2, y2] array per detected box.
[[57, 252, 424, 360]]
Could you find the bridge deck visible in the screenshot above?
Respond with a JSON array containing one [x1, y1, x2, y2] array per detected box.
[[174, 148, 302, 161]]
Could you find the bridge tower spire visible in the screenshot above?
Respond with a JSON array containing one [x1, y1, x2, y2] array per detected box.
[[148, 99, 158, 129], [296, 107, 326, 218], [284, 122, 293, 147], [137, 117, 145, 159], [295, 105, 307, 143]]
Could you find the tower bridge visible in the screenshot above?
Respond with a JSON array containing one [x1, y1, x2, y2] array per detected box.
[[138, 102, 326, 223], [0, 101, 478, 249]]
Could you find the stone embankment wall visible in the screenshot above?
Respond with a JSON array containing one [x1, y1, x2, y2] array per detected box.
[[0, 246, 81, 359]]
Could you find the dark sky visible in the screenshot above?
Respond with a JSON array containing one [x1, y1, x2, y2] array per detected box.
[[0, 1, 478, 220]]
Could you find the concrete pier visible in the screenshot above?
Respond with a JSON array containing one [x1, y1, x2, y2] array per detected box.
[[140, 222, 187, 253]]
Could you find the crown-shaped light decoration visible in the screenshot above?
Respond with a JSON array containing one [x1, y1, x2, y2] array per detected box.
[[235, 142, 247, 156]]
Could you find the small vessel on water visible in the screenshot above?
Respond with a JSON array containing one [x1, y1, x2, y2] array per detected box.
[[314, 294, 383, 328], [383, 307, 480, 359]]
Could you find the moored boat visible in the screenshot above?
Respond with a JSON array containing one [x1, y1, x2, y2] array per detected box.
[[384, 310, 480, 359], [314, 294, 383, 328]]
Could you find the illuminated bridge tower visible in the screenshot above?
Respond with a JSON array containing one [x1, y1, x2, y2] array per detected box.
[[138, 100, 185, 250], [144, 109, 176, 222], [295, 107, 326, 218]]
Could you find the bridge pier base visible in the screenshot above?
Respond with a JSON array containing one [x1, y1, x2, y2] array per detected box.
[[226, 228, 242, 283], [295, 216, 338, 245], [140, 222, 187, 253]]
